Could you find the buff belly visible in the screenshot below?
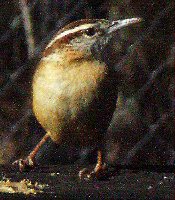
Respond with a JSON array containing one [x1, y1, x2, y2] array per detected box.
[[32, 59, 113, 146]]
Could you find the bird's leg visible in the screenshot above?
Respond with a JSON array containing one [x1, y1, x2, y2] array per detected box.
[[79, 149, 107, 180], [94, 150, 106, 174], [13, 133, 50, 172]]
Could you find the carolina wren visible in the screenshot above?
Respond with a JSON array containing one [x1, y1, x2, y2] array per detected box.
[[13, 18, 142, 179]]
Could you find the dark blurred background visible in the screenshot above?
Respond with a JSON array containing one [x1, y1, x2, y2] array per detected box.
[[0, 0, 174, 167]]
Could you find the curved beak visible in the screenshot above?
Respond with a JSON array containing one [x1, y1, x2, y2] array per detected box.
[[107, 17, 142, 34]]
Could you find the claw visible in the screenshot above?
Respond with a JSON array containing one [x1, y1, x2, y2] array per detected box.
[[79, 163, 107, 180], [12, 157, 35, 172]]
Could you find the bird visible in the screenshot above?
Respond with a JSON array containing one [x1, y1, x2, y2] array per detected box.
[[13, 18, 142, 180]]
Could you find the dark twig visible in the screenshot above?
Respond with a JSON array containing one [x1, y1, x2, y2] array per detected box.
[[121, 111, 174, 165], [114, 2, 174, 73], [19, 0, 35, 58], [0, 0, 39, 44], [8, 109, 32, 134], [0, 0, 86, 99], [136, 55, 174, 99]]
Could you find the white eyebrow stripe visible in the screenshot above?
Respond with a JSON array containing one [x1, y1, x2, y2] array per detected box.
[[46, 23, 95, 49]]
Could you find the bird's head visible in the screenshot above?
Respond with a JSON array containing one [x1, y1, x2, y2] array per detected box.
[[43, 18, 142, 62]]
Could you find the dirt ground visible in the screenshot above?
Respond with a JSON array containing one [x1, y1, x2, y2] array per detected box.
[[0, 163, 174, 199]]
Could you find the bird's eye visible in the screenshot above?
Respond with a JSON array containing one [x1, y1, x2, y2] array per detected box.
[[84, 27, 96, 37]]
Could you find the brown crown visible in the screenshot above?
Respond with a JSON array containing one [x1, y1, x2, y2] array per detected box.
[[43, 19, 106, 57]]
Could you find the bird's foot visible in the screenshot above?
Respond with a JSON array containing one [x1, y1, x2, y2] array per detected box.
[[12, 157, 35, 172], [79, 163, 107, 181]]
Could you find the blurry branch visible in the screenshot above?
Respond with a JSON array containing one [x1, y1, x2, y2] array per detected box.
[[19, 0, 35, 59], [121, 110, 174, 165], [112, 2, 174, 166], [0, 0, 87, 136], [136, 55, 174, 100], [0, 0, 86, 99], [0, 54, 41, 98], [0, 0, 86, 44], [8, 109, 32, 134], [40, 0, 50, 36], [113, 49, 174, 166], [1, 108, 33, 141], [114, 1, 174, 73], [0, 0, 39, 44]]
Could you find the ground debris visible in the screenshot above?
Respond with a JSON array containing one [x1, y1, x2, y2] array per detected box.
[[0, 178, 47, 195]]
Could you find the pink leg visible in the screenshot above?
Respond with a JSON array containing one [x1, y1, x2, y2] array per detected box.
[[13, 133, 50, 172]]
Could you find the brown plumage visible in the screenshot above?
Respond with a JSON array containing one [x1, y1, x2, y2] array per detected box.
[[13, 18, 142, 179]]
